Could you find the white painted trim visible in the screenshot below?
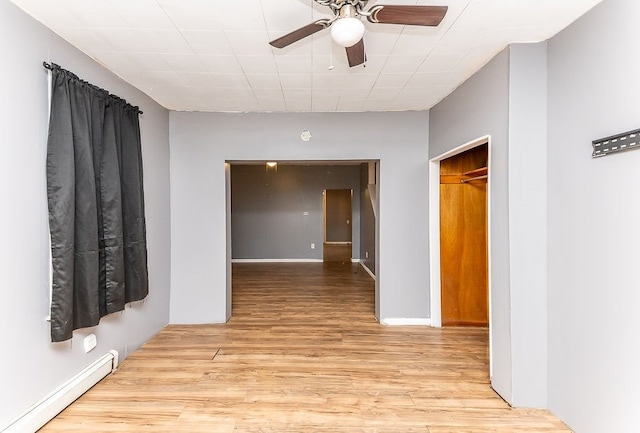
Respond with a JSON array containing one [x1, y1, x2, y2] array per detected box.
[[231, 258, 323, 263], [358, 260, 376, 281], [428, 158, 442, 328], [428, 135, 493, 375], [382, 318, 432, 326], [351, 258, 360, 263], [2, 350, 118, 433]]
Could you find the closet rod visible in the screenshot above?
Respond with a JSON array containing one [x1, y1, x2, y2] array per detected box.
[[461, 174, 488, 184]]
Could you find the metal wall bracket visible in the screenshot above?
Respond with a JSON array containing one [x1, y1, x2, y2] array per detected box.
[[592, 128, 640, 158]]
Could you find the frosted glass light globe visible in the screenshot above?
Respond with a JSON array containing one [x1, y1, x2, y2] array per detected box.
[[330, 17, 365, 48]]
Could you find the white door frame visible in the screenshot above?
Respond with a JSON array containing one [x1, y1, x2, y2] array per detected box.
[[428, 135, 493, 372]]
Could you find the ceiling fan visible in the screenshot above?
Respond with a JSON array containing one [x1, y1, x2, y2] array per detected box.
[[269, 0, 448, 67]]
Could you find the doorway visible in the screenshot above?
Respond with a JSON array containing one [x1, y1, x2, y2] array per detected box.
[[439, 144, 488, 326], [323, 188, 353, 263]]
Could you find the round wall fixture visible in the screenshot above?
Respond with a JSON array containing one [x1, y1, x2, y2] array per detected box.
[[301, 130, 312, 142]]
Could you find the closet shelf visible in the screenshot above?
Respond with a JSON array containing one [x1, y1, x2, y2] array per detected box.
[[462, 167, 488, 177], [439, 166, 488, 185]]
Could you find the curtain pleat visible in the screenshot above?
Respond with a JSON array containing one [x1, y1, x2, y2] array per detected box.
[[120, 108, 149, 303], [46, 65, 147, 342]]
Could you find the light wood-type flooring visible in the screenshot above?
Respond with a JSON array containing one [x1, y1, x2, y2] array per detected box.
[[40, 263, 571, 432]]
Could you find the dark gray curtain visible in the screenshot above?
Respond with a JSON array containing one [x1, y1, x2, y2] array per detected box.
[[46, 64, 148, 343]]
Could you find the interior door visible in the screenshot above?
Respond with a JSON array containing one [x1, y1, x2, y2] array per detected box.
[[439, 144, 488, 326], [324, 189, 352, 262]]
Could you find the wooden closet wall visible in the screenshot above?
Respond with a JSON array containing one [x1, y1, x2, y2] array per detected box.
[[439, 144, 488, 327]]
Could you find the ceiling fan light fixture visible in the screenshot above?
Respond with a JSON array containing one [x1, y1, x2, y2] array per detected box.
[[330, 17, 365, 48]]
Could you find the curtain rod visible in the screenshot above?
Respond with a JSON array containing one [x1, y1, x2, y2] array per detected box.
[[43, 62, 143, 115]]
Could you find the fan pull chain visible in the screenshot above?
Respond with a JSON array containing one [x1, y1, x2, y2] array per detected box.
[[328, 40, 334, 70]]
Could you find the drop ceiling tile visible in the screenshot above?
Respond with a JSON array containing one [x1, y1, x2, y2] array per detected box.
[[275, 56, 313, 74], [10, 0, 606, 113], [312, 97, 340, 112], [360, 27, 402, 57], [355, 55, 386, 75], [93, 28, 192, 54], [215, 87, 257, 100], [111, 0, 175, 29], [178, 72, 250, 89], [181, 31, 235, 55], [55, 28, 114, 53], [199, 55, 244, 74], [391, 32, 439, 56], [313, 73, 349, 89], [336, 98, 367, 112], [257, 99, 287, 112], [279, 74, 313, 90], [364, 99, 398, 112], [261, 0, 316, 33], [312, 34, 334, 57], [157, 0, 266, 31], [367, 87, 402, 100], [343, 73, 380, 90], [417, 51, 466, 73], [282, 88, 312, 99], [381, 55, 427, 74], [374, 73, 413, 88], [312, 54, 351, 73], [225, 31, 273, 56], [91, 51, 139, 71], [117, 52, 171, 70], [245, 74, 282, 89], [236, 55, 278, 74], [341, 88, 373, 100], [252, 88, 285, 100], [146, 70, 184, 87], [405, 72, 449, 88], [162, 54, 211, 72], [451, 0, 517, 32], [61, 0, 131, 28], [9, 0, 84, 27]]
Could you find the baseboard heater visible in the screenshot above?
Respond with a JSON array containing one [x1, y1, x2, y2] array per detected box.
[[2, 350, 119, 433]]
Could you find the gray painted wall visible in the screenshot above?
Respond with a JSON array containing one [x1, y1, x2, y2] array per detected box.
[[231, 164, 361, 260], [359, 163, 376, 275], [169, 111, 429, 324], [547, 0, 640, 431], [508, 43, 548, 408], [430, 48, 513, 402], [430, 44, 549, 407], [0, 2, 171, 428]]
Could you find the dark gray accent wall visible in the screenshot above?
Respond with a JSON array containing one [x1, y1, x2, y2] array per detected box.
[[547, 0, 640, 431], [231, 164, 361, 260], [359, 163, 376, 275], [0, 1, 171, 428]]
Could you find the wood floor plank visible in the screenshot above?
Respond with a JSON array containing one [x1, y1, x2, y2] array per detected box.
[[39, 263, 571, 432]]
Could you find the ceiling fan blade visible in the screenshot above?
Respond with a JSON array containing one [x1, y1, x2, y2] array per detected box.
[[269, 21, 329, 49], [368, 5, 448, 26], [345, 39, 366, 67]]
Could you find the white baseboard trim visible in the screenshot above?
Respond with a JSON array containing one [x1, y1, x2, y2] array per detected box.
[[382, 318, 432, 326], [358, 260, 376, 281], [3, 350, 119, 433], [232, 258, 323, 263], [351, 258, 359, 263]]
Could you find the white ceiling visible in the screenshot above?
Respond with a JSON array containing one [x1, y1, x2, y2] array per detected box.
[[11, 0, 602, 113]]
